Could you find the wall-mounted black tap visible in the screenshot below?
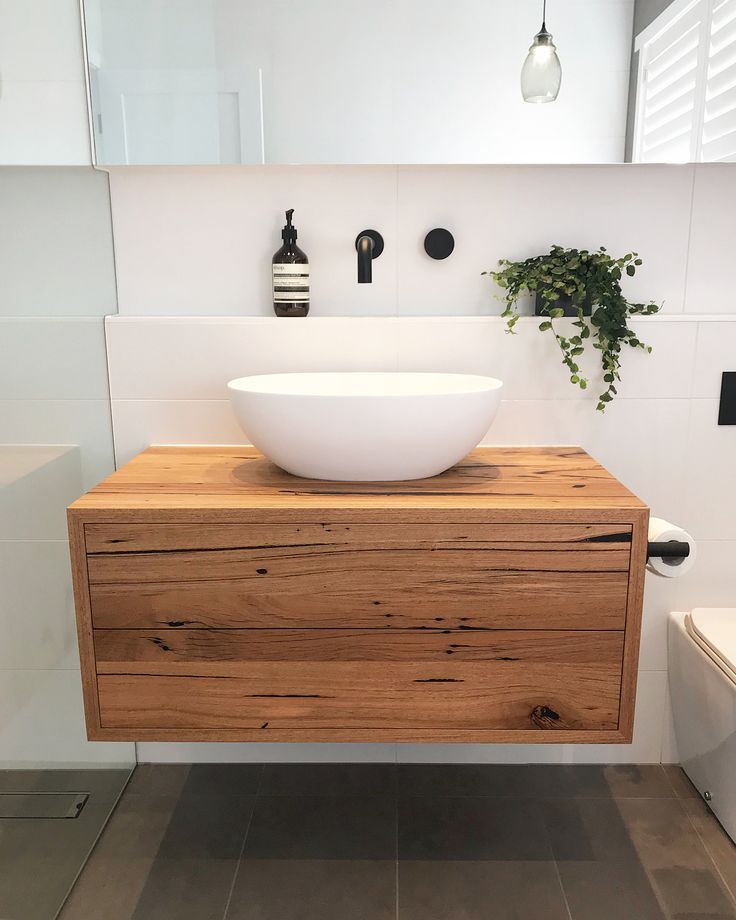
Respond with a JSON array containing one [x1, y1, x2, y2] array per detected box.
[[355, 229, 384, 283]]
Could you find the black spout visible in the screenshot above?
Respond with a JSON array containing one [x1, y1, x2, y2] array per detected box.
[[355, 229, 384, 284], [357, 235, 374, 283]]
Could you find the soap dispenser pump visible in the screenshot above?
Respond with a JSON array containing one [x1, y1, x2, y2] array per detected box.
[[272, 209, 309, 317]]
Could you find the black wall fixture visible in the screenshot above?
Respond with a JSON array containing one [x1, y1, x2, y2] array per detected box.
[[718, 372, 736, 425], [424, 228, 455, 260]]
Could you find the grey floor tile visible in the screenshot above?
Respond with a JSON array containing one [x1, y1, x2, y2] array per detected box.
[[396, 764, 672, 800], [398, 763, 529, 797], [0, 769, 129, 920], [156, 794, 256, 860], [244, 795, 396, 860], [652, 866, 736, 918], [664, 765, 701, 799], [398, 859, 571, 920], [59, 857, 155, 920], [132, 858, 240, 920], [617, 797, 736, 918], [526, 764, 674, 799], [127, 792, 256, 920], [70, 793, 180, 861], [60, 795, 180, 919], [260, 762, 396, 797], [124, 764, 191, 798], [226, 858, 396, 920], [603, 765, 675, 798], [682, 797, 736, 903], [542, 797, 667, 920], [0, 768, 131, 798], [180, 764, 263, 797], [399, 796, 553, 861]]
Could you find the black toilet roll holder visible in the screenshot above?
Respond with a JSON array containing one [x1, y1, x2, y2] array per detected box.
[[647, 541, 691, 562]]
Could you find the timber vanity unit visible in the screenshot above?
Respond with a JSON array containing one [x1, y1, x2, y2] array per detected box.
[[68, 446, 648, 744]]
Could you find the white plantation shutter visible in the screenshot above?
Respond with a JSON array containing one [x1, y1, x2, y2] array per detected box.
[[634, 0, 736, 161], [702, 0, 736, 160]]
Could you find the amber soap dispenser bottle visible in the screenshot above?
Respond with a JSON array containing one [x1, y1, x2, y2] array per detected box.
[[272, 209, 309, 317]]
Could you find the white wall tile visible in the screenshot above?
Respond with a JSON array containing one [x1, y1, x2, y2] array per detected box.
[[106, 316, 697, 404], [0, 0, 85, 82], [108, 167, 399, 316], [396, 743, 569, 764], [111, 399, 243, 466], [0, 319, 109, 399], [0, 541, 77, 670], [0, 400, 115, 491], [685, 166, 736, 315], [135, 742, 397, 764], [0, 82, 90, 166], [485, 398, 690, 524], [396, 165, 694, 316], [692, 321, 736, 398], [0, 168, 117, 317], [105, 316, 399, 400], [0, 669, 134, 767], [0, 446, 82, 540], [660, 685, 679, 764], [394, 317, 695, 401], [682, 400, 736, 540]]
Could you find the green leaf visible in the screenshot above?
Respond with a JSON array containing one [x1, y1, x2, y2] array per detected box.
[[539, 321, 552, 331]]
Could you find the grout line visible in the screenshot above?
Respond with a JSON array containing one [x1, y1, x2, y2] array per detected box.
[[221, 763, 265, 920], [395, 764, 400, 920], [681, 166, 698, 313], [552, 855, 574, 920]]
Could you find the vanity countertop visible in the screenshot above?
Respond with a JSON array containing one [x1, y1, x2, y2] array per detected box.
[[68, 445, 647, 520]]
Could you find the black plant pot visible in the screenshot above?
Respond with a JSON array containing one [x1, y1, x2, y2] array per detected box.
[[535, 291, 593, 317]]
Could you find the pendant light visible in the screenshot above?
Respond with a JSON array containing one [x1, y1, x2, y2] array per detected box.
[[521, 0, 562, 104]]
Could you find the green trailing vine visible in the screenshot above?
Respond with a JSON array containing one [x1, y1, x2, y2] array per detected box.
[[485, 246, 661, 410]]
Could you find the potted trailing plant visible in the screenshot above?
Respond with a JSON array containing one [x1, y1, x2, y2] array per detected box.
[[486, 245, 660, 410]]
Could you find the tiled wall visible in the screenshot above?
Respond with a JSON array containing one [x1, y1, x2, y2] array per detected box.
[[106, 164, 735, 317], [0, 0, 90, 165], [0, 167, 133, 766], [103, 161, 736, 765]]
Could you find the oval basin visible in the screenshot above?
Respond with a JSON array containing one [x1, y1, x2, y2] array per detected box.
[[227, 372, 503, 481]]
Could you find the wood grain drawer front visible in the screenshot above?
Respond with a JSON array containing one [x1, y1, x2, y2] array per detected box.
[[86, 522, 632, 631], [94, 629, 624, 734]]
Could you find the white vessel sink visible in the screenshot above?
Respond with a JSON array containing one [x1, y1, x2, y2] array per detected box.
[[227, 372, 503, 481]]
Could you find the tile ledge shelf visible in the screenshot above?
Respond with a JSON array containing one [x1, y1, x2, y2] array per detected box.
[[105, 314, 736, 325]]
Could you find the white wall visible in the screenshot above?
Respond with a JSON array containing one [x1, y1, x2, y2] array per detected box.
[[0, 0, 90, 164], [0, 167, 133, 767], [103, 161, 736, 764]]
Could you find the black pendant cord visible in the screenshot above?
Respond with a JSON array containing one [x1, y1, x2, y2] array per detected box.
[[542, 0, 547, 31]]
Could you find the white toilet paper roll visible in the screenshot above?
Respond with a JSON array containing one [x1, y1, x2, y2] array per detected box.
[[647, 517, 697, 578]]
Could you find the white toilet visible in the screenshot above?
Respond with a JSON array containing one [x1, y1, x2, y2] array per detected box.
[[669, 609, 736, 842]]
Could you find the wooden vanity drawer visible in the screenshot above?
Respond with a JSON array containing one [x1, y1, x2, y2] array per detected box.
[[93, 628, 624, 738], [85, 522, 632, 631], [68, 446, 649, 744]]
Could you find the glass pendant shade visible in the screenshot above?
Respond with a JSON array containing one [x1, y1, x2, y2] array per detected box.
[[521, 26, 562, 103]]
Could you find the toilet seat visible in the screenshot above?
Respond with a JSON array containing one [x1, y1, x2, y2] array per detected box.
[[686, 608, 736, 685]]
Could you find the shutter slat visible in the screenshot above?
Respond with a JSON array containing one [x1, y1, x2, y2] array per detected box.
[[712, 0, 736, 34], [700, 129, 736, 159], [641, 129, 693, 162], [642, 108, 695, 149], [646, 67, 698, 110], [707, 38, 736, 77]]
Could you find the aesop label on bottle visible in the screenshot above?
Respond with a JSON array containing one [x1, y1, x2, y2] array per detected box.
[[273, 264, 310, 303]]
